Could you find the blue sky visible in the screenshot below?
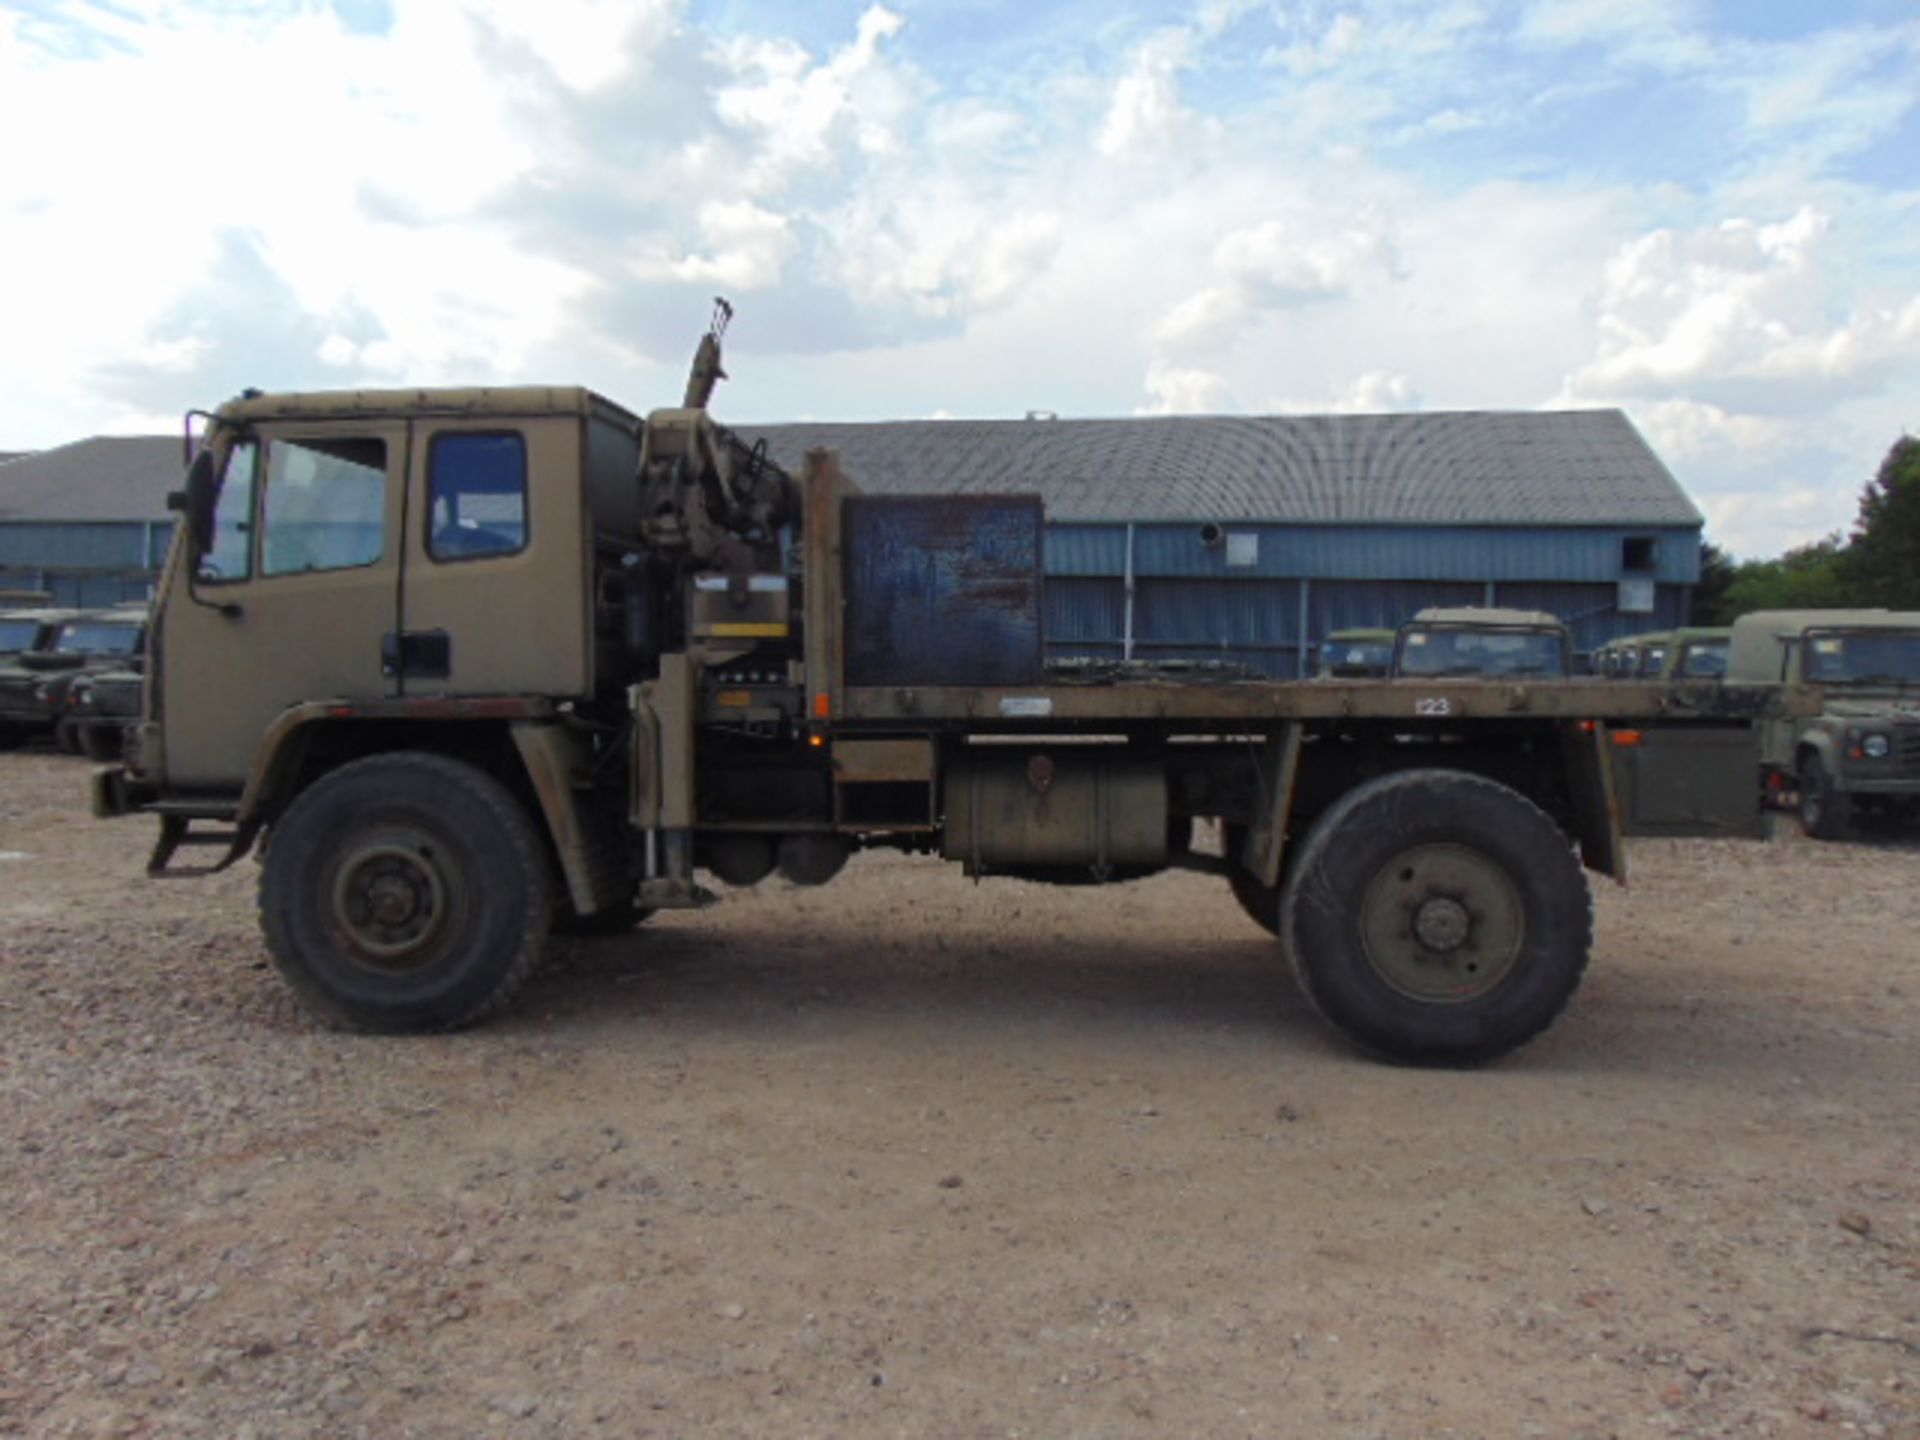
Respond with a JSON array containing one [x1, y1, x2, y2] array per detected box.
[[2, 0, 1916, 557]]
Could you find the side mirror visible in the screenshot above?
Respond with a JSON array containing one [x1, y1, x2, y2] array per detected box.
[[181, 449, 218, 559]]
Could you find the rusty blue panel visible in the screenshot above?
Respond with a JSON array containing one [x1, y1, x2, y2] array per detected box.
[[843, 495, 1044, 687]]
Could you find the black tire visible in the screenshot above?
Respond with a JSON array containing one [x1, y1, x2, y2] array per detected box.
[[1221, 823, 1282, 937], [258, 752, 554, 1032], [1280, 769, 1592, 1066], [1798, 753, 1849, 841]]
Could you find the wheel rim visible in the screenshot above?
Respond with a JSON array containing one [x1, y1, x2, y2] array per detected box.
[[328, 831, 464, 971], [1358, 842, 1525, 1003]]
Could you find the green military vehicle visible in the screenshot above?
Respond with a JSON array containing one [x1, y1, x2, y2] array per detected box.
[[65, 664, 145, 761], [1597, 628, 1730, 681], [0, 607, 135, 749], [1727, 609, 1920, 839], [1392, 607, 1572, 679], [1, 606, 148, 753], [91, 309, 1809, 1065], [1313, 627, 1395, 678]]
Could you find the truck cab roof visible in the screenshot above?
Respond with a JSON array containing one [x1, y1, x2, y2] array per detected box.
[[215, 385, 641, 428]]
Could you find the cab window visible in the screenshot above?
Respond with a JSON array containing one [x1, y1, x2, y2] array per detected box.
[[260, 437, 388, 576], [198, 440, 257, 583], [428, 432, 528, 562]]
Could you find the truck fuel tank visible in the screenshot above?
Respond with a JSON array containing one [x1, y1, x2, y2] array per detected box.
[[942, 750, 1167, 875]]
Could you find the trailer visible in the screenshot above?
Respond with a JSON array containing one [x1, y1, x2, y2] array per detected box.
[[94, 310, 1807, 1064]]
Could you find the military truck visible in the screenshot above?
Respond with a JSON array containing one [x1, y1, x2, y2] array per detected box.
[[1313, 628, 1394, 679], [1391, 608, 1572, 680], [1598, 628, 1729, 681], [0, 607, 75, 747], [1727, 609, 1920, 839], [91, 312, 1806, 1065]]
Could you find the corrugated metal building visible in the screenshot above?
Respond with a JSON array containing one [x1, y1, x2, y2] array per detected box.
[[751, 409, 1701, 675], [0, 438, 177, 607], [2, 409, 1701, 672]]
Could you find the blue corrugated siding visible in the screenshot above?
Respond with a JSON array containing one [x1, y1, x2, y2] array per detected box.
[[0, 521, 153, 569], [1044, 576, 1125, 642], [1098, 523, 1699, 583], [1308, 580, 1486, 636], [1135, 578, 1301, 647], [1043, 524, 1129, 576]]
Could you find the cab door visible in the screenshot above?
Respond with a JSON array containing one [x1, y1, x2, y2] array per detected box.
[[394, 418, 589, 699], [159, 422, 404, 789], [1613, 722, 1767, 838]]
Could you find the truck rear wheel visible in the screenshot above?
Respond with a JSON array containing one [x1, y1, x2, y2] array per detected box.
[[1281, 769, 1591, 1066], [259, 752, 553, 1032]]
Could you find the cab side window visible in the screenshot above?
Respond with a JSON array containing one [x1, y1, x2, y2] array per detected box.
[[429, 433, 528, 562], [260, 437, 388, 576], [198, 440, 257, 582]]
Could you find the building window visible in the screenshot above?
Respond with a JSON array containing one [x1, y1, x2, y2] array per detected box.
[[1622, 536, 1657, 572], [260, 437, 388, 576], [428, 432, 528, 562]]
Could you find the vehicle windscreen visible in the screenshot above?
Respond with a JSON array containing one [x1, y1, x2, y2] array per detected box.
[[1676, 639, 1729, 678], [53, 622, 142, 656], [1803, 630, 1920, 685], [0, 619, 42, 651], [1636, 645, 1670, 677], [1323, 642, 1392, 676], [1396, 628, 1567, 678]]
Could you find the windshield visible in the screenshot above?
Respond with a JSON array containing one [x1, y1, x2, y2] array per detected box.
[[1802, 630, 1920, 685], [1396, 627, 1567, 678], [0, 619, 42, 651], [1636, 645, 1670, 677], [53, 621, 142, 656], [1676, 639, 1728, 678], [1321, 642, 1392, 676]]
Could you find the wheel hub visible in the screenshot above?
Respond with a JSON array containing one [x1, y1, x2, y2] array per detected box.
[[332, 841, 449, 969], [1412, 895, 1471, 953], [1359, 842, 1525, 1003]]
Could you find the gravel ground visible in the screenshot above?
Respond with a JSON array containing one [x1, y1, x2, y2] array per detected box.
[[3, 749, 1918, 1439]]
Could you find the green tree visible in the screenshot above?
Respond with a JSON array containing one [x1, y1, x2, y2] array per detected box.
[[1839, 435, 1920, 609], [1722, 535, 1851, 617], [1690, 541, 1737, 625]]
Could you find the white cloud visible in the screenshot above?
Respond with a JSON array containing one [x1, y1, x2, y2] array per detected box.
[[1138, 363, 1235, 415], [1568, 208, 1919, 401], [1097, 28, 1195, 158]]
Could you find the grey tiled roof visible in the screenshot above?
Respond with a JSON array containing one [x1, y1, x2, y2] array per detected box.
[[0, 408, 1703, 530], [0, 436, 180, 523], [742, 409, 1702, 527]]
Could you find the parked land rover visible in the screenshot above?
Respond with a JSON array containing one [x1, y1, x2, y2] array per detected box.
[[1727, 609, 1920, 838], [1313, 627, 1394, 679], [1392, 608, 1572, 680], [0, 606, 147, 752]]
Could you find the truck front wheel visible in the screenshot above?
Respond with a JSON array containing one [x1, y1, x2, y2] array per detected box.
[[259, 752, 554, 1032], [1281, 769, 1591, 1065], [1797, 753, 1849, 841]]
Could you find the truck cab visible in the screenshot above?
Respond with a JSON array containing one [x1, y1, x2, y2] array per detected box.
[[1728, 609, 1920, 838], [1392, 607, 1571, 680]]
